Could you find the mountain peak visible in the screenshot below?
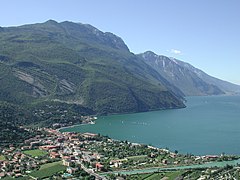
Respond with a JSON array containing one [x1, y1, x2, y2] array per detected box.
[[44, 19, 59, 25], [144, 51, 157, 56], [141, 51, 159, 60], [46, 20, 129, 51]]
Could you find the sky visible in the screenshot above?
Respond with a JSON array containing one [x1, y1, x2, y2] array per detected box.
[[1, 0, 240, 84]]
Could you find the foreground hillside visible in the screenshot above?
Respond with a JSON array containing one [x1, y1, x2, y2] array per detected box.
[[0, 20, 185, 116]]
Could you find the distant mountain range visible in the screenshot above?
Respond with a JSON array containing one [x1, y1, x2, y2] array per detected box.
[[0, 20, 239, 115], [138, 51, 240, 96]]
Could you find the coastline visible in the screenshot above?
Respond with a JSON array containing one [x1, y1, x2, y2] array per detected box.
[[56, 121, 240, 161], [57, 117, 97, 132]]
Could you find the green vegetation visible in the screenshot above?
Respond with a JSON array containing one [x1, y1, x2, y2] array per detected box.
[[0, 20, 185, 118], [0, 20, 186, 144], [0, 155, 5, 160], [78, 134, 211, 172], [0, 102, 36, 145], [127, 155, 148, 160], [30, 161, 66, 179], [126, 171, 186, 180], [165, 171, 184, 179], [126, 173, 151, 179], [2, 176, 31, 180], [85, 137, 156, 160], [0, 100, 92, 143], [23, 149, 48, 157], [122, 167, 240, 180]]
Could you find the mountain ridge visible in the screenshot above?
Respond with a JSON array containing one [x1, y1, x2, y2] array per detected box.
[[1, 20, 239, 118], [0, 20, 185, 116], [138, 51, 240, 96]]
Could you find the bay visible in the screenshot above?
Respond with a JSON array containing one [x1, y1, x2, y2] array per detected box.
[[60, 95, 240, 155]]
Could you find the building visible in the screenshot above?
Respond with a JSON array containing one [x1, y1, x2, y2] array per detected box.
[[95, 163, 104, 171]]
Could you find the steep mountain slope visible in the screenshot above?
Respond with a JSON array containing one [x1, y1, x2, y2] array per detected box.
[[0, 20, 185, 115], [138, 51, 239, 96], [176, 61, 240, 94]]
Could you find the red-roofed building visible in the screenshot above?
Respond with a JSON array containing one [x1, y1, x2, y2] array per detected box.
[[95, 163, 104, 171], [50, 152, 60, 159], [39, 145, 59, 151]]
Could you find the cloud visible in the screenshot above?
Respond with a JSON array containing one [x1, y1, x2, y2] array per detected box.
[[170, 49, 182, 55]]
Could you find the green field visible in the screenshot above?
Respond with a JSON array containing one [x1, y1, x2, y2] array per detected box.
[[127, 173, 153, 179], [23, 149, 48, 157], [164, 171, 184, 180], [127, 171, 184, 180], [0, 155, 6, 160], [30, 161, 66, 178], [2, 176, 32, 180]]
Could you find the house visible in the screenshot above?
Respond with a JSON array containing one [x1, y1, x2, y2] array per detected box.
[[21, 146, 31, 150], [162, 159, 168, 165], [82, 133, 97, 138], [50, 152, 60, 159], [66, 167, 78, 174], [170, 153, 177, 158], [110, 159, 127, 168], [113, 161, 122, 168], [0, 172, 6, 179], [95, 163, 104, 171], [14, 153, 22, 160], [62, 159, 72, 167], [57, 137, 64, 143], [7, 172, 14, 177], [205, 155, 218, 160], [62, 156, 70, 160], [70, 156, 75, 160], [15, 173, 23, 178], [39, 145, 59, 151], [13, 169, 21, 174], [30, 141, 41, 148]]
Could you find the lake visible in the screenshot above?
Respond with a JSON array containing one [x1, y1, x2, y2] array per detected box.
[[60, 95, 240, 155]]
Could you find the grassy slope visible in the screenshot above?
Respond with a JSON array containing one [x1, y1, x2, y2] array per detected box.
[[30, 161, 66, 178]]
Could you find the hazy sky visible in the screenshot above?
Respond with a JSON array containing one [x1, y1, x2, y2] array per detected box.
[[1, 0, 240, 84]]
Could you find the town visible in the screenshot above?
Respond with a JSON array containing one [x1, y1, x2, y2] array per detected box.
[[0, 127, 240, 180]]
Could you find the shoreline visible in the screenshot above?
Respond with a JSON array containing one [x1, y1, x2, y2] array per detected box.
[[57, 124, 226, 158], [56, 96, 240, 156], [57, 119, 96, 132], [58, 126, 240, 157]]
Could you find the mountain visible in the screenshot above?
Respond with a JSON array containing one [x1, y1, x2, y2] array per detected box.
[[179, 63, 240, 95], [138, 51, 240, 96], [0, 20, 185, 115]]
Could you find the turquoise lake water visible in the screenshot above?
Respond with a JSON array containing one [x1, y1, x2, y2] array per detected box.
[[61, 95, 240, 155]]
